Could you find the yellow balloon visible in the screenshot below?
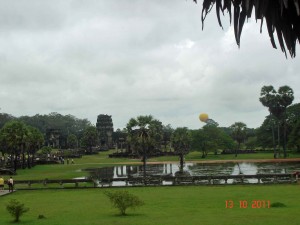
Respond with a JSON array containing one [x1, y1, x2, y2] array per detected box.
[[199, 113, 208, 122]]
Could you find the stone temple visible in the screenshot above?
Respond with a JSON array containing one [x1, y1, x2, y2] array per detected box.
[[96, 114, 114, 150]]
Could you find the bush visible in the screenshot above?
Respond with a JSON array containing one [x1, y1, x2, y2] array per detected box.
[[105, 190, 144, 215], [6, 199, 29, 222], [39, 146, 53, 155], [270, 202, 287, 208]]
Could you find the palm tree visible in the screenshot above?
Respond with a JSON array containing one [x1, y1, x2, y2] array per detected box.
[[260, 85, 294, 158], [0, 121, 28, 171], [230, 122, 247, 157], [171, 127, 191, 173], [26, 126, 44, 168], [80, 126, 98, 154], [126, 115, 163, 179]]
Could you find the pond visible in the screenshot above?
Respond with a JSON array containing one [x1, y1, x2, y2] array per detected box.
[[85, 162, 300, 186]]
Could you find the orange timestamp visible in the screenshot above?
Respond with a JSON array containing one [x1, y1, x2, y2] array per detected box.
[[225, 200, 270, 208]]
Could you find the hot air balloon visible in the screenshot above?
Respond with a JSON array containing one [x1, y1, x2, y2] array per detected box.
[[199, 113, 208, 122]]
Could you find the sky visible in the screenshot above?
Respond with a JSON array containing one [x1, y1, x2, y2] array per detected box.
[[0, 0, 300, 130]]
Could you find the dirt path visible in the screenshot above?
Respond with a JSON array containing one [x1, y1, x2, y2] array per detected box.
[[0, 190, 15, 197]]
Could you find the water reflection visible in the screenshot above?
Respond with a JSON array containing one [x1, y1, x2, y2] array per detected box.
[[86, 162, 300, 186]]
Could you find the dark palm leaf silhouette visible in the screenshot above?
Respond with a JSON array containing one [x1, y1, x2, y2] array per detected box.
[[194, 0, 300, 58]]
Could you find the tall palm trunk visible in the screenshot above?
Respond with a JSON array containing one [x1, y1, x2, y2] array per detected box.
[[27, 151, 31, 169], [283, 114, 287, 158], [272, 123, 276, 158], [179, 153, 184, 172], [13, 152, 18, 172]]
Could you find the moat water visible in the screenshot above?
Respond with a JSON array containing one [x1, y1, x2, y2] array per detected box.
[[84, 162, 300, 186]]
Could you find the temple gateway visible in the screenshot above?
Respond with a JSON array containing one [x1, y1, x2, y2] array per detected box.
[[96, 114, 114, 150]]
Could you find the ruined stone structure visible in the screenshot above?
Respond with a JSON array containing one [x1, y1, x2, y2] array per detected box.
[[96, 114, 114, 150], [45, 129, 61, 148]]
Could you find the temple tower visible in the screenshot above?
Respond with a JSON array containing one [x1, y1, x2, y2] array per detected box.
[[96, 114, 114, 149]]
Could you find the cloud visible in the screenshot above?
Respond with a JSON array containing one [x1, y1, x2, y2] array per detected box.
[[0, 0, 299, 130]]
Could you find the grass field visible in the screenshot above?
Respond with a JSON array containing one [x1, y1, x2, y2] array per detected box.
[[1, 151, 300, 224], [0, 185, 299, 225]]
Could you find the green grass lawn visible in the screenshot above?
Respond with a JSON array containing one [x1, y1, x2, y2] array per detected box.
[[1, 151, 299, 224], [0, 185, 299, 225]]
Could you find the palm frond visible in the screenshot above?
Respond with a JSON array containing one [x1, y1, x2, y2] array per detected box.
[[193, 0, 300, 57]]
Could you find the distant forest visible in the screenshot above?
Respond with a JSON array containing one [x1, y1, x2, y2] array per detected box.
[[0, 112, 92, 148], [0, 101, 300, 153]]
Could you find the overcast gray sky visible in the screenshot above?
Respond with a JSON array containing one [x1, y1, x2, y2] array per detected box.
[[0, 0, 299, 130]]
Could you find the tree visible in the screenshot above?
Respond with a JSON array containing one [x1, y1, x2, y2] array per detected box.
[[6, 199, 29, 222], [0, 121, 28, 171], [126, 115, 163, 178], [67, 134, 78, 149], [190, 126, 235, 158], [204, 126, 220, 155], [196, 0, 300, 57], [19, 112, 92, 148], [0, 113, 15, 129], [105, 191, 144, 216], [259, 85, 294, 158], [162, 124, 174, 152], [286, 103, 300, 149], [288, 120, 300, 152], [26, 126, 44, 168], [80, 126, 98, 153], [256, 116, 276, 150], [171, 127, 191, 172], [245, 136, 257, 150], [190, 129, 209, 158], [230, 122, 247, 157]]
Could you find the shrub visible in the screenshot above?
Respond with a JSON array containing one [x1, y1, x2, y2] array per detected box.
[[38, 214, 46, 219], [270, 202, 287, 208], [39, 146, 53, 155], [105, 190, 144, 215], [6, 199, 29, 222]]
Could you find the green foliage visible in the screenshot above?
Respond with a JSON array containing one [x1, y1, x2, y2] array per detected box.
[[67, 134, 78, 149], [171, 127, 191, 170], [162, 124, 174, 150], [80, 126, 98, 152], [126, 115, 163, 155], [19, 113, 92, 140], [105, 190, 144, 215], [190, 126, 234, 157], [245, 136, 257, 150], [260, 85, 294, 119], [171, 127, 191, 155], [230, 122, 247, 150], [6, 199, 29, 222], [288, 120, 300, 151], [0, 113, 15, 129], [40, 146, 53, 155], [0, 120, 28, 152], [38, 214, 46, 219], [26, 125, 44, 153], [256, 115, 276, 149], [270, 202, 287, 208]]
